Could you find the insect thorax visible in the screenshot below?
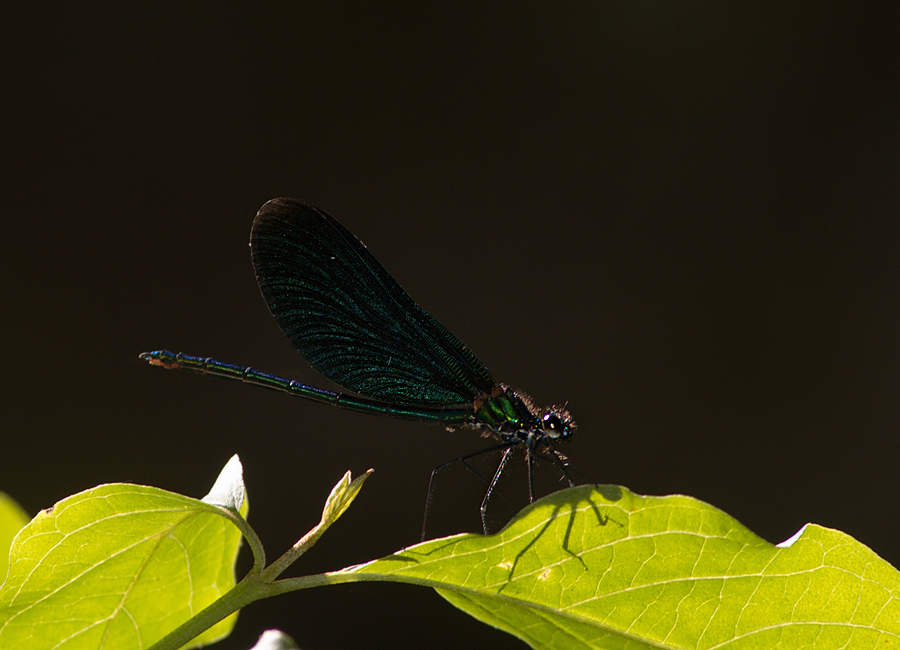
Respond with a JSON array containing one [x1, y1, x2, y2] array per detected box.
[[468, 384, 575, 445]]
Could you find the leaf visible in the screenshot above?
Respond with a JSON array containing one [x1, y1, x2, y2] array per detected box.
[[261, 469, 373, 582], [0, 493, 30, 584], [249, 629, 300, 650], [203, 454, 246, 512], [320, 468, 371, 525], [0, 478, 247, 650], [345, 485, 900, 649]]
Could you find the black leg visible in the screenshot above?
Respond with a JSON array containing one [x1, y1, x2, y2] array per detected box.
[[534, 446, 577, 488], [421, 440, 517, 541], [479, 446, 516, 535], [525, 443, 535, 503]]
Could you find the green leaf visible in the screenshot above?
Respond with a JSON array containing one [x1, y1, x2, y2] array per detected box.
[[0, 479, 246, 650], [320, 468, 371, 526], [0, 492, 30, 584], [346, 485, 900, 649], [261, 469, 373, 582], [148, 468, 370, 650]]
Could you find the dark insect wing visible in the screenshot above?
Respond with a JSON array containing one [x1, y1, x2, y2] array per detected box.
[[250, 198, 496, 406]]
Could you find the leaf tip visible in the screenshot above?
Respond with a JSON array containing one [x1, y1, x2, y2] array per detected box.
[[250, 629, 299, 650], [776, 523, 809, 548], [321, 468, 372, 524], [202, 454, 246, 512]]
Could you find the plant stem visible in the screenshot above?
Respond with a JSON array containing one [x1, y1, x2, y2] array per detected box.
[[146, 574, 274, 650]]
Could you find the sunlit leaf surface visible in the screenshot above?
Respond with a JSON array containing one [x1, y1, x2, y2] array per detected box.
[[350, 485, 900, 649], [0, 483, 245, 649], [0, 493, 30, 584]]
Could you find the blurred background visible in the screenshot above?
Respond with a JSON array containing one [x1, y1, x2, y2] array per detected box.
[[3, 4, 897, 648]]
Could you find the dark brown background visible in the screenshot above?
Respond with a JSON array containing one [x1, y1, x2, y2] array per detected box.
[[3, 4, 897, 649]]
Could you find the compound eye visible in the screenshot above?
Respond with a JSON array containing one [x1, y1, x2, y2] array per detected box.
[[542, 413, 566, 439]]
